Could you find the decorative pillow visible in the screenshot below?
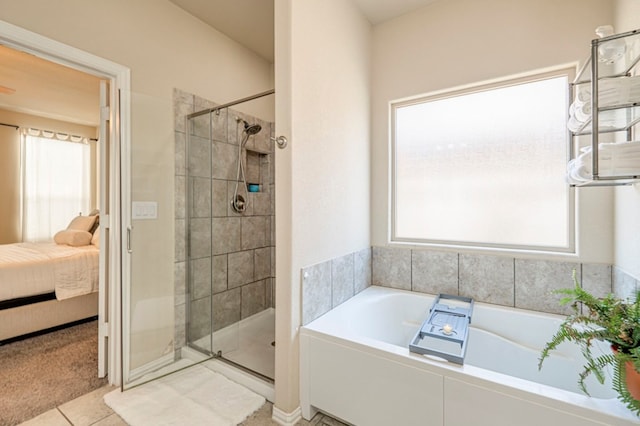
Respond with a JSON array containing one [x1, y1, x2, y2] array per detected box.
[[66, 215, 97, 232], [89, 214, 100, 234], [54, 229, 93, 246], [91, 227, 100, 248]]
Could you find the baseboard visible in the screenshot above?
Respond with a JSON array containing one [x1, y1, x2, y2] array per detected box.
[[272, 405, 302, 426]]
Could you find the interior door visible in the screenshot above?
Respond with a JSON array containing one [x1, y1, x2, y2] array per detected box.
[[97, 80, 110, 378]]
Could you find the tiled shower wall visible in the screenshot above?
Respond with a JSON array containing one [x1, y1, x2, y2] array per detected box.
[[174, 89, 275, 350], [301, 245, 639, 324]]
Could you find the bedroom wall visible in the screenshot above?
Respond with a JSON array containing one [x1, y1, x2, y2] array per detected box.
[[0, 108, 98, 244], [0, 123, 19, 244], [0, 0, 273, 371]]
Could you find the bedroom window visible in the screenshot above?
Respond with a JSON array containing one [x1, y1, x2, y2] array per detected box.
[[22, 130, 91, 242], [391, 68, 573, 252]]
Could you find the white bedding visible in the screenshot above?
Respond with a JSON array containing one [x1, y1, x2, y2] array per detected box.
[[0, 242, 99, 302]]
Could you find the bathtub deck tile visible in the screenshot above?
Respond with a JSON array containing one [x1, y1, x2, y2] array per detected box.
[[515, 259, 580, 315], [332, 254, 355, 307], [581, 263, 612, 299], [613, 266, 638, 302], [302, 261, 332, 325], [354, 247, 372, 294], [459, 254, 514, 306], [411, 250, 458, 296], [372, 247, 411, 290]]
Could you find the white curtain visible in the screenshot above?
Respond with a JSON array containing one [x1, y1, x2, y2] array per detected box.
[[22, 129, 91, 242]]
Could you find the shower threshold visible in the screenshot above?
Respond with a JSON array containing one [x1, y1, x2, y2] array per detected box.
[[192, 308, 275, 381], [214, 353, 274, 384]]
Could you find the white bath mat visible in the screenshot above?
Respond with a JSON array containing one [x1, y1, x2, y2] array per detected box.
[[104, 365, 265, 425]]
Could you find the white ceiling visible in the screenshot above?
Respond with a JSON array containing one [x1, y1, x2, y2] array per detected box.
[[0, 0, 438, 126], [0, 45, 101, 126], [169, 0, 440, 62], [170, 0, 275, 62], [352, 0, 440, 25]]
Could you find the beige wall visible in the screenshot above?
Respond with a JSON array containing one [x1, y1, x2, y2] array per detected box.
[[371, 0, 616, 263], [275, 0, 371, 414], [0, 0, 273, 371], [274, 0, 295, 414], [291, 1, 371, 268], [614, 0, 640, 279], [0, 108, 98, 244], [0, 124, 20, 244]]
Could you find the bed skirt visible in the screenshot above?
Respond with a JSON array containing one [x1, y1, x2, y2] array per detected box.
[[0, 292, 99, 341]]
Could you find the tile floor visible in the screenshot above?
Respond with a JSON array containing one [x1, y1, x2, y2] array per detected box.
[[19, 386, 124, 426], [19, 385, 347, 426]]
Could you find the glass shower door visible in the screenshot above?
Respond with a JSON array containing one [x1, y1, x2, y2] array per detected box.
[[123, 90, 196, 388], [185, 94, 276, 382], [185, 109, 232, 356]]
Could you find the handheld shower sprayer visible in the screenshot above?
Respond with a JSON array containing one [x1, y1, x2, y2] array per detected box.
[[231, 118, 263, 213], [242, 120, 262, 136]]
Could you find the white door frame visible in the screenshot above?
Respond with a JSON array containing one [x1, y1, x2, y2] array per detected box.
[[0, 19, 130, 386]]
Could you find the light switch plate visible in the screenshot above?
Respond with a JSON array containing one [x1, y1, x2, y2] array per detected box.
[[132, 201, 158, 219]]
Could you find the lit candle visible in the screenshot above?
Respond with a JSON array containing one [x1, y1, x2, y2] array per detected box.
[[443, 324, 453, 335]]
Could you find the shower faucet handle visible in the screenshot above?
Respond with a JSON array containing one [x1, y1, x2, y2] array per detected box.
[[271, 135, 288, 149]]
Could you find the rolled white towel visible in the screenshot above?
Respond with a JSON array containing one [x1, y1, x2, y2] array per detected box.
[[567, 158, 592, 184], [575, 86, 591, 104], [573, 76, 640, 107], [573, 101, 592, 122], [569, 144, 640, 181], [599, 140, 640, 152], [567, 115, 587, 133]]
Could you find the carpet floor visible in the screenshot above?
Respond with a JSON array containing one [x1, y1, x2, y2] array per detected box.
[[0, 320, 108, 426]]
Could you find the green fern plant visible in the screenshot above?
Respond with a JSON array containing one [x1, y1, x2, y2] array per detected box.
[[538, 270, 640, 415]]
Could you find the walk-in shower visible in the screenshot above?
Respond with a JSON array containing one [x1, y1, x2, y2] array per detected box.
[[178, 89, 276, 384]]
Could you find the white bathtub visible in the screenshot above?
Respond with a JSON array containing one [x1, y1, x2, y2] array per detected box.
[[300, 286, 638, 426]]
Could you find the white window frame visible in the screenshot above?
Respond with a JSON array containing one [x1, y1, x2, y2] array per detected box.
[[390, 65, 576, 254]]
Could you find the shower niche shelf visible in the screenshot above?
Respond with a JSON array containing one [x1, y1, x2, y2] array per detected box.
[[568, 28, 640, 187]]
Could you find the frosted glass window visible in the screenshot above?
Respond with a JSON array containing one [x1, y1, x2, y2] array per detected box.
[[392, 73, 572, 251]]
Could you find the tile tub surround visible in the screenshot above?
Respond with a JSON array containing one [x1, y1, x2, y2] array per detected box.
[[173, 88, 276, 349], [371, 246, 615, 316], [613, 266, 640, 302], [301, 248, 372, 325]]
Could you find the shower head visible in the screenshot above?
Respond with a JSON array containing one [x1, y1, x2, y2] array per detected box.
[[242, 120, 262, 136]]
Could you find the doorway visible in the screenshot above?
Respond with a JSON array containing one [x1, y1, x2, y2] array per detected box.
[[0, 19, 130, 387]]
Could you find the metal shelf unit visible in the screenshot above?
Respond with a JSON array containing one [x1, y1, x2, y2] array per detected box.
[[569, 28, 640, 187]]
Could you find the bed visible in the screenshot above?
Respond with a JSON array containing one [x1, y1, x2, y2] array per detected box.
[[0, 215, 101, 342]]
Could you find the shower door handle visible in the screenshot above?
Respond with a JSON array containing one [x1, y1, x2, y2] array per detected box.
[[127, 227, 133, 254], [271, 135, 288, 149]]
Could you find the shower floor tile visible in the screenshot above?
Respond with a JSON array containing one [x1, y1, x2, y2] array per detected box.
[[195, 308, 275, 380], [223, 308, 275, 379]]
